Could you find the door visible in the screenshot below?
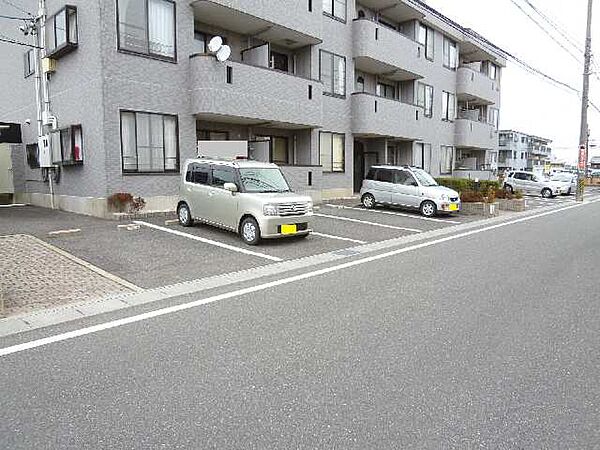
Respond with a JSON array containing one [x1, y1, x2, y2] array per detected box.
[[207, 165, 239, 230], [363, 152, 378, 177], [371, 168, 393, 203], [184, 162, 211, 218], [391, 169, 420, 207], [0, 144, 14, 194], [511, 172, 527, 193]]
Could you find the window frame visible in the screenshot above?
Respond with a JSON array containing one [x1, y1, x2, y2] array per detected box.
[[24, 49, 35, 78], [45, 5, 78, 59], [319, 50, 346, 98], [440, 145, 454, 175], [417, 23, 434, 61], [322, 0, 347, 22], [417, 82, 434, 118], [119, 109, 180, 174], [116, 0, 178, 62], [443, 36, 458, 70], [319, 131, 345, 173], [441, 91, 456, 121]]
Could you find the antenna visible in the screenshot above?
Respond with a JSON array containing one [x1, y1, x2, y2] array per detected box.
[[207, 36, 223, 53], [216, 45, 231, 62]]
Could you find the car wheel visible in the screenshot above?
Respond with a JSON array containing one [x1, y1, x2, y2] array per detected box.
[[362, 193, 376, 209], [240, 217, 261, 246], [541, 188, 553, 198], [420, 200, 437, 217], [177, 203, 193, 227], [505, 184, 514, 194]]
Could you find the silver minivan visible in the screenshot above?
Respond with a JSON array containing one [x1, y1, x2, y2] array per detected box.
[[177, 159, 313, 245], [359, 166, 461, 217], [504, 171, 564, 198]]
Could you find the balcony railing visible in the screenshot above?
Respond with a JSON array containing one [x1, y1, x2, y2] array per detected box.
[[455, 118, 498, 150], [189, 55, 322, 128], [456, 66, 500, 105]]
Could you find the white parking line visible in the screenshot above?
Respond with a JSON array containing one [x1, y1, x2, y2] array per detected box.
[[314, 213, 422, 233], [0, 203, 27, 208], [311, 232, 367, 244], [134, 221, 283, 262], [325, 204, 460, 224], [3, 199, 597, 358]]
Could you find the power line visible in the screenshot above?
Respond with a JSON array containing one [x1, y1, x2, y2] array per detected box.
[[0, 14, 29, 20], [520, 0, 584, 55], [0, 0, 33, 16], [509, 0, 583, 64], [0, 34, 40, 49]]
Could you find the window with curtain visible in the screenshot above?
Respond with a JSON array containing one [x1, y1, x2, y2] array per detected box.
[[118, 0, 176, 59], [120, 111, 179, 173], [489, 107, 499, 129], [323, 0, 346, 21], [320, 50, 346, 97], [417, 23, 434, 61], [443, 36, 458, 69], [441, 91, 456, 121], [440, 146, 453, 174], [376, 82, 396, 100], [415, 143, 432, 171], [417, 83, 433, 117], [319, 132, 345, 172], [45, 5, 78, 58]]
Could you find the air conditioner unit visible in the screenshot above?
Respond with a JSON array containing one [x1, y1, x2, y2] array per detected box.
[[38, 135, 52, 167]]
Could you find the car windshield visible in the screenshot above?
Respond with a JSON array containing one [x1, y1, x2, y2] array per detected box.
[[412, 169, 438, 187], [239, 168, 291, 193]]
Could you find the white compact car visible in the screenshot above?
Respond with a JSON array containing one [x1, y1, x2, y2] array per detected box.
[[504, 171, 565, 198], [359, 165, 460, 217]]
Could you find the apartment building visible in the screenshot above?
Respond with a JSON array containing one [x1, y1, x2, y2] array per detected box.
[[499, 130, 552, 172], [0, 0, 505, 216]]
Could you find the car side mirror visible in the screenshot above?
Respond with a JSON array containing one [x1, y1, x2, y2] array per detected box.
[[224, 182, 238, 193]]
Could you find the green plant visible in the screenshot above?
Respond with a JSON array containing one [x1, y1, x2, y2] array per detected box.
[[435, 177, 500, 194], [514, 190, 524, 199], [459, 190, 485, 203]]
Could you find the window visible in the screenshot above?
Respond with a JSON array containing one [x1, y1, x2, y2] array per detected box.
[[443, 36, 458, 69], [376, 82, 396, 100], [45, 6, 78, 58], [320, 51, 346, 97], [118, 0, 176, 59], [211, 166, 236, 188], [24, 49, 35, 77], [270, 51, 289, 72], [49, 125, 84, 165], [319, 132, 345, 172], [375, 168, 393, 183], [120, 111, 179, 173], [186, 163, 210, 184], [417, 83, 433, 117], [440, 145, 453, 174], [395, 170, 414, 185], [271, 137, 289, 165], [415, 143, 432, 171], [26, 143, 39, 169], [489, 107, 499, 129], [356, 76, 364, 92], [441, 91, 456, 121], [323, 0, 346, 21], [198, 130, 229, 141], [521, 137, 526, 143], [417, 23, 434, 60], [488, 63, 498, 80]]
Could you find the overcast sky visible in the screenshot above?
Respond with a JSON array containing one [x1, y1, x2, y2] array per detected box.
[[423, 0, 600, 163]]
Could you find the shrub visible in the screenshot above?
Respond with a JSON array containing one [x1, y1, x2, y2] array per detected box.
[[514, 190, 524, 199], [436, 177, 500, 193], [460, 190, 485, 203], [107, 192, 146, 213]]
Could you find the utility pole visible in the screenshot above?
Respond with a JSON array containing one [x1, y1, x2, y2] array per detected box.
[[577, 0, 594, 202]]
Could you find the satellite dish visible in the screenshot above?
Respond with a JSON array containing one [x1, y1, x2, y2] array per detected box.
[[216, 45, 231, 62], [207, 36, 223, 53]]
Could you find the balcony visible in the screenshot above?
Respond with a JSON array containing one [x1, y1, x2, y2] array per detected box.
[[455, 119, 498, 150], [456, 67, 500, 105], [190, 55, 322, 128], [353, 19, 430, 81], [351, 93, 425, 140], [191, 0, 321, 48]]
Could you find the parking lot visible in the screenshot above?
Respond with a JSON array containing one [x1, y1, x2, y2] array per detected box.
[[0, 201, 476, 291]]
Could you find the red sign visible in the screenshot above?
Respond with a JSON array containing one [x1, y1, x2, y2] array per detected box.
[[578, 145, 586, 170]]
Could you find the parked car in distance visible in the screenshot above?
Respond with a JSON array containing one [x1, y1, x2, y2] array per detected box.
[[177, 158, 313, 245], [359, 165, 460, 217], [504, 171, 565, 198], [550, 172, 577, 195]]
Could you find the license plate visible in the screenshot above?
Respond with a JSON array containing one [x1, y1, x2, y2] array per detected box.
[[449, 203, 459, 211], [281, 224, 297, 235]]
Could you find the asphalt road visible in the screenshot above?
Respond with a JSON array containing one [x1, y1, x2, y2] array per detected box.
[[1, 200, 600, 448]]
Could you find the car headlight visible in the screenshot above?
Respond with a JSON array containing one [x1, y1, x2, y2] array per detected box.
[[263, 204, 278, 216]]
